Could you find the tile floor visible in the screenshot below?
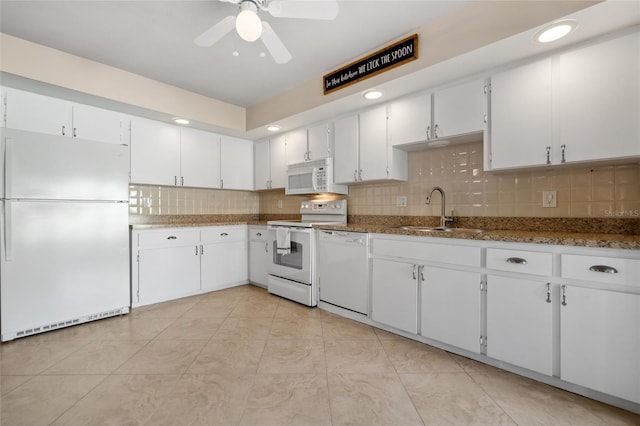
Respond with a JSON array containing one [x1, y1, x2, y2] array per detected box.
[[1, 284, 639, 426]]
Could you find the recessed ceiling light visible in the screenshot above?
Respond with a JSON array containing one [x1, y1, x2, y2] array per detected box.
[[535, 19, 577, 43], [259, 52, 266, 58], [174, 118, 190, 125], [232, 51, 240, 57], [363, 90, 382, 100], [267, 125, 281, 132]]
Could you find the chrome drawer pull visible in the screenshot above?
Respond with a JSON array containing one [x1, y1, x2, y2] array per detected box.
[[506, 257, 527, 265], [256, 232, 262, 237], [167, 236, 177, 240], [220, 232, 228, 236], [589, 265, 618, 274]]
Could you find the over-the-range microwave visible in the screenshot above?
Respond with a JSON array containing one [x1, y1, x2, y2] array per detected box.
[[285, 157, 348, 195]]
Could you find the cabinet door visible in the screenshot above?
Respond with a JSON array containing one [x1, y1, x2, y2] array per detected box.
[[285, 128, 308, 165], [254, 139, 270, 190], [180, 127, 220, 188], [72, 104, 124, 145], [130, 117, 181, 186], [221, 136, 254, 190], [269, 135, 287, 189], [334, 114, 359, 184], [3, 88, 72, 136], [201, 240, 248, 292], [307, 122, 331, 160], [561, 286, 640, 404], [359, 106, 389, 181], [388, 93, 431, 146], [434, 79, 485, 139], [137, 245, 201, 306], [249, 230, 273, 286], [489, 58, 553, 169], [556, 32, 640, 163], [487, 275, 552, 376], [421, 267, 481, 354], [371, 258, 418, 334]]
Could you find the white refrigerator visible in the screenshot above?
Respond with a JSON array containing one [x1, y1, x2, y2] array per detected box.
[[1, 128, 130, 341]]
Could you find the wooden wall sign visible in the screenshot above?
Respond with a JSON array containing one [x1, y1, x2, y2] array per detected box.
[[323, 34, 418, 95]]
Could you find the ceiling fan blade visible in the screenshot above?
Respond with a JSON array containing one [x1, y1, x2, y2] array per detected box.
[[194, 15, 236, 47], [260, 21, 292, 64], [267, 0, 339, 20]]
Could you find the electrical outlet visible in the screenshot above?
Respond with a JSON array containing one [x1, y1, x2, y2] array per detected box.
[[277, 199, 283, 209], [396, 196, 407, 207], [542, 190, 557, 208]]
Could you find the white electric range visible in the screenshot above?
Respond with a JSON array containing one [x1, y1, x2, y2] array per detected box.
[[266, 199, 347, 306]]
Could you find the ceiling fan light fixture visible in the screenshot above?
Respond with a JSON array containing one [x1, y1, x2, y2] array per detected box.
[[236, 2, 262, 42]]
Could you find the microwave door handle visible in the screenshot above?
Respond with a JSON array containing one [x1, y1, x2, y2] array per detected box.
[[311, 168, 319, 192]]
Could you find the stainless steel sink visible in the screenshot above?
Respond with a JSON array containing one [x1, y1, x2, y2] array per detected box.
[[393, 226, 485, 234]]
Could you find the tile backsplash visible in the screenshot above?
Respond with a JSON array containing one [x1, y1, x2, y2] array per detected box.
[[348, 142, 640, 218], [130, 142, 640, 219], [129, 184, 259, 216]]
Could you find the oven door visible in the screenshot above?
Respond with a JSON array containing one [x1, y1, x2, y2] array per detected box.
[[268, 227, 312, 285]]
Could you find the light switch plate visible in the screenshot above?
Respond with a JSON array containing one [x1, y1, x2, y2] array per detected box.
[[396, 196, 407, 207], [542, 190, 557, 208]]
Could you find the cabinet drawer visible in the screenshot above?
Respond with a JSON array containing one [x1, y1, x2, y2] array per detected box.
[[561, 254, 640, 287], [486, 248, 552, 276], [201, 225, 247, 243], [372, 238, 481, 267], [249, 227, 273, 242], [137, 228, 200, 247]]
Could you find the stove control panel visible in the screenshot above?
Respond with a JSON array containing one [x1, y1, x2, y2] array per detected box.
[[300, 199, 346, 215]]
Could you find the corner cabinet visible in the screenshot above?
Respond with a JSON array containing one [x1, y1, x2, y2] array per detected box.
[[334, 106, 407, 184], [131, 225, 249, 307], [486, 29, 640, 171]]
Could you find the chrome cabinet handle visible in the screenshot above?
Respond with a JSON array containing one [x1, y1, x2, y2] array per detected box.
[[412, 264, 417, 280], [358, 169, 362, 181], [561, 285, 567, 306], [181, 176, 184, 186], [62, 125, 66, 136], [546, 146, 551, 165], [265, 242, 269, 253], [200, 245, 203, 255], [434, 124, 439, 138], [589, 265, 618, 274], [506, 257, 528, 265], [561, 144, 567, 163], [353, 170, 358, 181], [73, 127, 77, 138], [196, 246, 198, 255], [546, 283, 551, 303], [167, 236, 177, 240], [420, 266, 425, 282], [426, 125, 431, 140], [174, 176, 178, 186]]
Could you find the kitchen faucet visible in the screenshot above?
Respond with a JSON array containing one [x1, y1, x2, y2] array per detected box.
[[425, 186, 454, 228]]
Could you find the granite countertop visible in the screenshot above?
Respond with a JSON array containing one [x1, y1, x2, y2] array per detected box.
[[314, 223, 640, 250]]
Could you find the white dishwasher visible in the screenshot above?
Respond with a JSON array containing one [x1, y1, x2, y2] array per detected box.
[[317, 230, 369, 315]]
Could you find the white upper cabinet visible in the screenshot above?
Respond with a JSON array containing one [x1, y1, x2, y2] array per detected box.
[[388, 93, 431, 146], [284, 128, 308, 165], [254, 136, 286, 190], [334, 106, 407, 184], [3, 88, 72, 136], [556, 31, 640, 163], [2, 88, 125, 145], [71, 104, 126, 145], [130, 116, 181, 186], [221, 136, 253, 190], [180, 127, 220, 189], [388, 79, 485, 148], [488, 58, 553, 170], [307, 122, 332, 161], [433, 78, 486, 139], [487, 30, 640, 171]]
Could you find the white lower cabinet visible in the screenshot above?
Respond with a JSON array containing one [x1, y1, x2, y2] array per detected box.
[[132, 225, 248, 307], [560, 286, 640, 404], [200, 226, 248, 292], [421, 267, 481, 354], [249, 226, 274, 287], [486, 275, 553, 375], [371, 258, 418, 334]]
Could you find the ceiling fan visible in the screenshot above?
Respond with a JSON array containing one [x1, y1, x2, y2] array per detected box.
[[194, 0, 339, 64]]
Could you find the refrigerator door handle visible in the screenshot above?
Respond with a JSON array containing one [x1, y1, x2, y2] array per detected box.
[[4, 137, 13, 199], [4, 200, 13, 261]]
